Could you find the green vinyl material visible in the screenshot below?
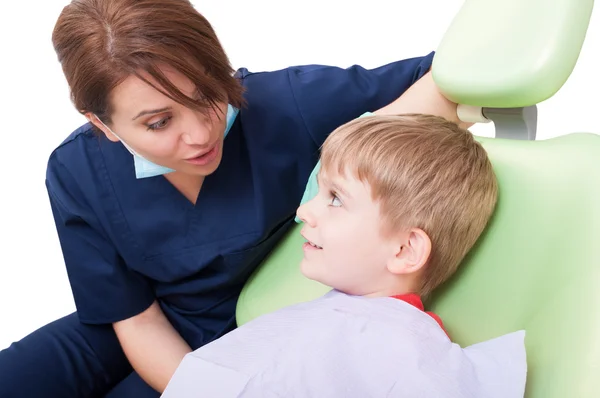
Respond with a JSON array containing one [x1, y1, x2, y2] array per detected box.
[[237, 132, 600, 398], [432, 0, 594, 108]]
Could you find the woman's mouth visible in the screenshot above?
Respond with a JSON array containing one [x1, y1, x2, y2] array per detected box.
[[184, 144, 219, 166]]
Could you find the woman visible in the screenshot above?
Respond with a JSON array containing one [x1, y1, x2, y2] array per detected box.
[[0, 0, 465, 396]]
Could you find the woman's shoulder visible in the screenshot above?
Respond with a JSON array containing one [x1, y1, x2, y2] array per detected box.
[[48, 122, 98, 167], [45, 122, 116, 202], [233, 65, 322, 140]]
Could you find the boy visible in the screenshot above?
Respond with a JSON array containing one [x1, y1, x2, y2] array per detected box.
[[161, 114, 527, 398]]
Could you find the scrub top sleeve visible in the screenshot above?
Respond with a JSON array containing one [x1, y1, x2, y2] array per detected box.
[[288, 51, 434, 147], [46, 158, 155, 325]]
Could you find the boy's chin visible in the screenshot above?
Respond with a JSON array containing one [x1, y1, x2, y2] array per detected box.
[[299, 258, 314, 278], [300, 259, 339, 291], [300, 259, 323, 283]]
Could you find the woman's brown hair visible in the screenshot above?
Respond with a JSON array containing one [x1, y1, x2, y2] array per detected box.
[[52, 0, 244, 124]]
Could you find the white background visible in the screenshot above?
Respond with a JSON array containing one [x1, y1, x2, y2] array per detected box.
[[0, 0, 598, 350]]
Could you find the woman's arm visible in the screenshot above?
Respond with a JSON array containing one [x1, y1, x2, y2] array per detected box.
[[374, 70, 472, 129], [282, 52, 471, 148], [113, 301, 192, 393]]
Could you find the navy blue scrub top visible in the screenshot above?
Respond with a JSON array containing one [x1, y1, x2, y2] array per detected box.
[[45, 52, 434, 349]]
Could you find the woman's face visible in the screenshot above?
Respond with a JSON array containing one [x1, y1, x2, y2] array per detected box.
[[89, 65, 229, 177]]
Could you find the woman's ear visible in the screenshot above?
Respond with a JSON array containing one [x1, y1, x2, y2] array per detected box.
[[387, 228, 431, 276], [84, 112, 119, 142]]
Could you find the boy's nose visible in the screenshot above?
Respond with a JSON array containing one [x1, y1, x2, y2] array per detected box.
[[296, 201, 316, 227]]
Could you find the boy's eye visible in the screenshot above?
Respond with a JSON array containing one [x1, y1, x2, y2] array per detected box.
[[147, 116, 172, 131], [329, 194, 342, 207]]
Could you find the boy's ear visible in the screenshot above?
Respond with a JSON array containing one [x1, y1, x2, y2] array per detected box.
[[387, 228, 431, 276]]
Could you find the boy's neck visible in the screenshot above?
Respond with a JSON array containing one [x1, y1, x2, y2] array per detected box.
[[360, 278, 421, 298]]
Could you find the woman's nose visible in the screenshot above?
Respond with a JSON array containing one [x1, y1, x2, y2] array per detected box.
[[181, 114, 212, 146]]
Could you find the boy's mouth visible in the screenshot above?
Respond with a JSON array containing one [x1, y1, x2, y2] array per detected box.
[[301, 231, 323, 250], [306, 240, 323, 249]]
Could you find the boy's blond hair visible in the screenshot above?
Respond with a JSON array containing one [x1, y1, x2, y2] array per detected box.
[[320, 114, 498, 296]]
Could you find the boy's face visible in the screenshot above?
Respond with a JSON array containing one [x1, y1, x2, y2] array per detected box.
[[296, 168, 400, 296]]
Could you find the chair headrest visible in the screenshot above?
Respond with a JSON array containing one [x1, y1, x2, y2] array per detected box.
[[432, 0, 594, 108]]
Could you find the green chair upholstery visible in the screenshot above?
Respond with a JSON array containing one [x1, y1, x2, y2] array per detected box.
[[236, 0, 598, 397]]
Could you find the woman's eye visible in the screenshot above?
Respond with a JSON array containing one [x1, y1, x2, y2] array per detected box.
[[330, 195, 342, 207], [147, 116, 172, 131]]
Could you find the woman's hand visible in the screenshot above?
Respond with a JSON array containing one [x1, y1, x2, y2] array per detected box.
[[375, 70, 472, 130]]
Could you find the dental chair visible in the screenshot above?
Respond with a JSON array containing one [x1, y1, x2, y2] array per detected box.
[[235, 0, 599, 397]]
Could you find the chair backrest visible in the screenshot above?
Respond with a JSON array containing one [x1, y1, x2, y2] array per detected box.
[[236, 1, 598, 397], [428, 133, 600, 398]]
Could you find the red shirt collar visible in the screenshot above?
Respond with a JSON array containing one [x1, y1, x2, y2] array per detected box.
[[391, 293, 449, 338]]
